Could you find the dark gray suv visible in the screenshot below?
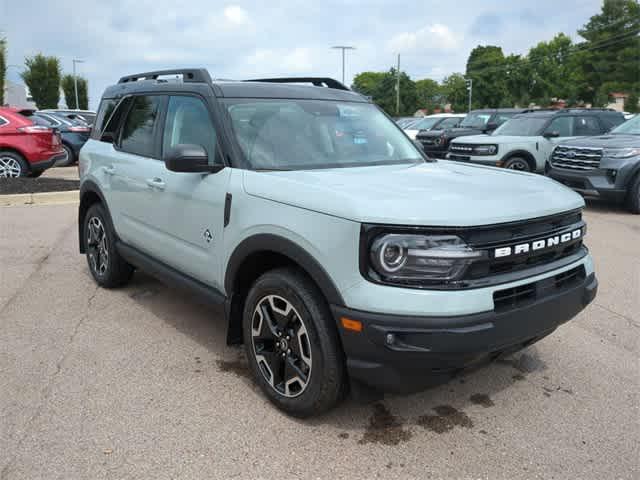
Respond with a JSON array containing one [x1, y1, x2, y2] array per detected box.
[[548, 115, 640, 213]]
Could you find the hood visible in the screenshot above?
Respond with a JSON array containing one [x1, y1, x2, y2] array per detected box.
[[242, 162, 584, 227], [558, 134, 640, 149], [452, 135, 536, 145], [419, 126, 485, 139]]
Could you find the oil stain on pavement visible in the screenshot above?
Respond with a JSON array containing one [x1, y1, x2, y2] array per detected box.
[[416, 405, 474, 434], [359, 403, 412, 446], [469, 393, 495, 408]]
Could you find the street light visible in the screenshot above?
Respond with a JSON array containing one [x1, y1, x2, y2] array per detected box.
[[331, 46, 355, 85], [72, 59, 84, 110], [465, 78, 473, 113]]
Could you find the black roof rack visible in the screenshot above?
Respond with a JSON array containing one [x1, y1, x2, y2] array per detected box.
[[118, 68, 212, 84], [244, 77, 350, 91]]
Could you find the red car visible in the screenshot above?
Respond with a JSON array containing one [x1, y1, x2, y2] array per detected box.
[[0, 107, 66, 177]]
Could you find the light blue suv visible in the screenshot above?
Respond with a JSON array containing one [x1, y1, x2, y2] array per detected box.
[[79, 69, 598, 417]]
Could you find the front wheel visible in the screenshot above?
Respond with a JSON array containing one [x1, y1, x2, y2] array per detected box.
[[242, 267, 348, 417], [503, 157, 531, 172], [626, 174, 640, 214]]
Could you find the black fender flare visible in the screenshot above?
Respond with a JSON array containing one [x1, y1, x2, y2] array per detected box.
[[78, 180, 113, 253], [224, 234, 344, 306], [500, 150, 538, 171]]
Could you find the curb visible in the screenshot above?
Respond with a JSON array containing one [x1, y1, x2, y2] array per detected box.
[[0, 190, 79, 207]]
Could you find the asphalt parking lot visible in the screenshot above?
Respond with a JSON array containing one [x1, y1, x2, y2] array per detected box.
[[0, 200, 638, 480]]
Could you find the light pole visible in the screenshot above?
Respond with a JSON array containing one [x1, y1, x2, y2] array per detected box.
[[331, 46, 355, 85], [465, 78, 473, 112], [72, 59, 84, 110]]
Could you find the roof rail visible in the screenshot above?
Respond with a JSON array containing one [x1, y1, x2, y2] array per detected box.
[[118, 68, 212, 84], [244, 77, 350, 91]]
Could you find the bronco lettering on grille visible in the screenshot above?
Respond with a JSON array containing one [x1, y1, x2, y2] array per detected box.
[[494, 228, 582, 258]]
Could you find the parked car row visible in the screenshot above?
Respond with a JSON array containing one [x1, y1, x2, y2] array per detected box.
[[0, 107, 96, 177], [406, 107, 636, 213]]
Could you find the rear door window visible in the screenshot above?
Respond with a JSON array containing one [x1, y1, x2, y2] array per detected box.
[[119, 95, 164, 158], [574, 116, 602, 136], [544, 116, 573, 137]]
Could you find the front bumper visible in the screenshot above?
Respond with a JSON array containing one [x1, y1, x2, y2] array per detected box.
[[332, 271, 597, 393], [548, 162, 638, 203]]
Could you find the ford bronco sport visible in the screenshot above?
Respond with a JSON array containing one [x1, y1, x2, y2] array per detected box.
[[448, 109, 625, 172], [79, 69, 598, 417], [416, 108, 526, 158]]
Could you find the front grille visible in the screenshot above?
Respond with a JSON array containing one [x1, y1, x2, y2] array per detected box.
[[449, 144, 475, 154], [463, 210, 585, 282], [493, 265, 586, 311], [551, 145, 603, 170]]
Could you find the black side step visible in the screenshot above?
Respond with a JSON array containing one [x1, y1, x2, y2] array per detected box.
[[116, 242, 226, 305]]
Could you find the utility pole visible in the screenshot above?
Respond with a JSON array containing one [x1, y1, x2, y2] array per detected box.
[[72, 59, 84, 109], [396, 53, 401, 115], [465, 77, 473, 112], [331, 46, 355, 85]]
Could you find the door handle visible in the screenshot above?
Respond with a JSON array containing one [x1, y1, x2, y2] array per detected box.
[[103, 165, 115, 176], [146, 178, 166, 190]]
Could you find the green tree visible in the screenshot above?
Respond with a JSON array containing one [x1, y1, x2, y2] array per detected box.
[[576, 0, 640, 105], [465, 45, 511, 108], [503, 54, 530, 107], [415, 78, 442, 112], [0, 38, 6, 105], [441, 73, 468, 112], [21, 54, 61, 109], [352, 69, 417, 116], [61, 74, 89, 109], [624, 93, 639, 113], [351, 71, 386, 98], [526, 33, 584, 105]]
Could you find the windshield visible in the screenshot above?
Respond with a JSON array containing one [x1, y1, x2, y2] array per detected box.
[[493, 117, 548, 136], [224, 99, 424, 170], [408, 117, 441, 130], [611, 115, 640, 135], [459, 112, 491, 128]]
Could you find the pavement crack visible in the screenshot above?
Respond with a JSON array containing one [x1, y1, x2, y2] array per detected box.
[[0, 222, 76, 316], [594, 302, 640, 329], [0, 285, 99, 480]]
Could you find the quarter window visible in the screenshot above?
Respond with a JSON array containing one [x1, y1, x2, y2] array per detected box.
[[120, 95, 163, 157], [162, 96, 217, 160]]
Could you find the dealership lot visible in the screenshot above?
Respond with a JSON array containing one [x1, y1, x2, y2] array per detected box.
[[0, 202, 638, 479]]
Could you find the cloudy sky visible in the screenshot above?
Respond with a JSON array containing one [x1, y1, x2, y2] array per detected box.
[[2, 0, 603, 108]]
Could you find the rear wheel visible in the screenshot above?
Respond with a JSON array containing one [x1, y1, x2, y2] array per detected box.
[[0, 151, 29, 177], [83, 203, 134, 287], [626, 174, 640, 214], [242, 267, 347, 417], [503, 156, 532, 172], [55, 144, 75, 167]]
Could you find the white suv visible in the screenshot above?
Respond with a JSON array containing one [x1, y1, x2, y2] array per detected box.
[[448, 109, 625, 172]]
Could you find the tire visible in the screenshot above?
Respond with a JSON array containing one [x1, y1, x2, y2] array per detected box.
[[83, 203, 134, 288], [503, 156, 532, 172], [242, 267, 348, 417], [626, 174, 640, 214], [55, 144, 75, 167], [0, 151, 29, 178]]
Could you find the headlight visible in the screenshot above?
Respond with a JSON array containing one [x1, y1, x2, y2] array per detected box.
[[473, 144, 498, 155], [369, 234, 485, 284], [603, 147, 640, 159]]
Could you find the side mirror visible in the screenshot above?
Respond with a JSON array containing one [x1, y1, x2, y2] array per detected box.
[[164, 144, 222, 173], [484, 122, 498, 132], [412, 139, 425, 152], [543, 131, 560, 139]]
